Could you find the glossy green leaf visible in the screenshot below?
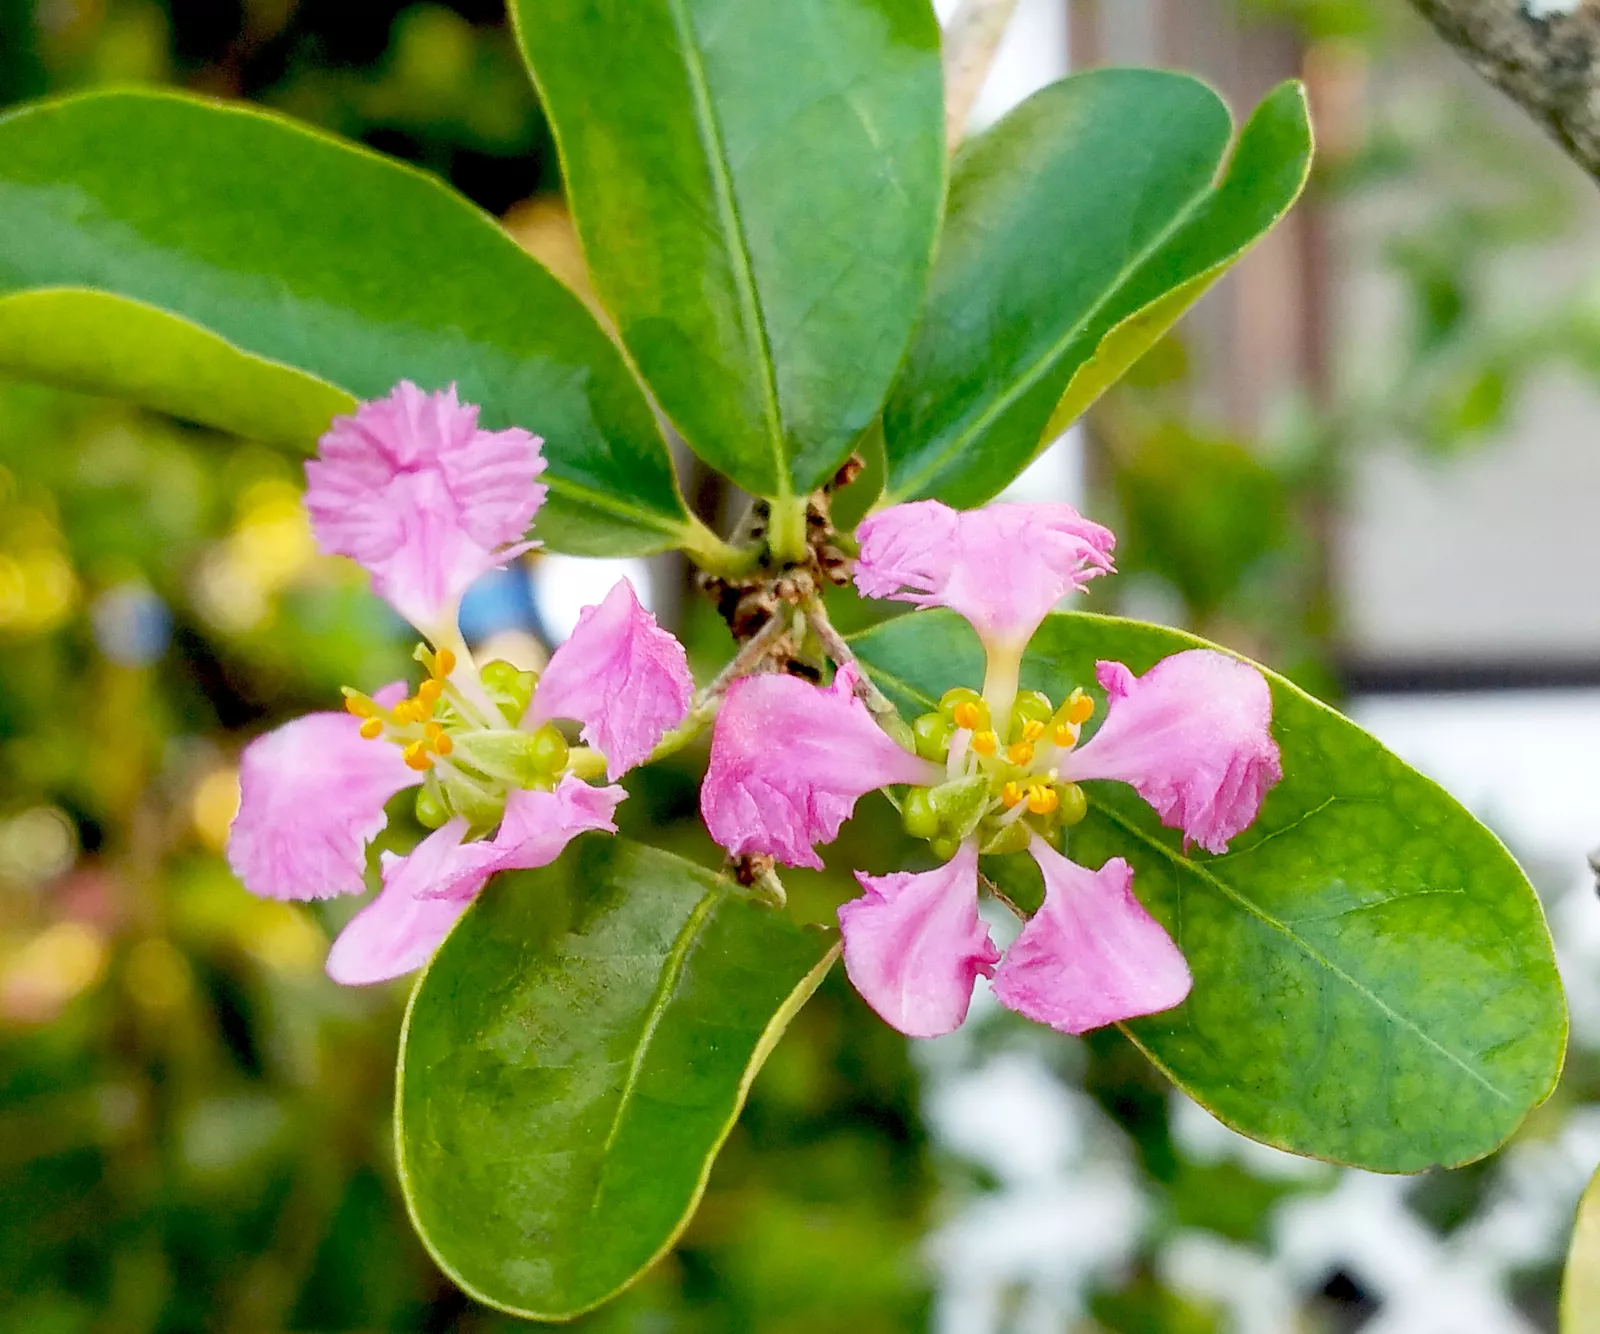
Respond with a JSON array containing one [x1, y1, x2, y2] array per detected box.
[[0, 90, 703, 556], [881, 73, 1313, 508], [513, 0, 945, 502], [1565, 1163, 1600, 1333], [398, 835, 838, 1319], [850, 609, 1566, 1172]]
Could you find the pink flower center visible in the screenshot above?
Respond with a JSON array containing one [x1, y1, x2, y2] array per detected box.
[[900, 684, 1100, 859], [342, 642, 590, 834]]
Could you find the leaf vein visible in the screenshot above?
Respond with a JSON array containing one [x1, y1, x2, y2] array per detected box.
[[1093, 799, 1513, 1105]]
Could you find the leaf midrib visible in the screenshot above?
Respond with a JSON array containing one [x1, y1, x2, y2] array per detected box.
[[853, 644, 1513, 1105], [888, 178, 1216, 502], [586, 883, 727, 1218], [662, 0, 789, 494]]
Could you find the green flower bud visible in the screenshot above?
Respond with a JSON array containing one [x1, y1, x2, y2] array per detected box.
[[438, 773, 505, 830], [929, 835, 962, 862], [980, 818, 1032, 857], [1007, 690, 1054, 743], [912, 712, 953, 761], [930, 774, 989, 841], [1054, 782, 1088, 828], [481, 659, 538, 722], [902, 787, 940, 840], [414, 784, 449, 830], [527, 722, 570, 777]]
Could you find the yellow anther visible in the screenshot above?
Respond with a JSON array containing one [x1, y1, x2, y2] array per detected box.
[[417, 678, 443, 706], [1020, 719, 1046, 743], [1026, 783, 1059, 816], [1002, 781, 1024, 808], [970, 730, 998, 756], [1053, 723, 1075, 747], [344, 694, 373, 718], [358, 717, 384, 741], [402, 741, 434, 771], [424, 721, 446, 743], [433, 732, 453, 757], [434, 647, 457, 678], [391, 699, 418, 725], [1067, 693, 1094, 725], [1006, 740, 1035, 767], [952, 700, 985, 731]]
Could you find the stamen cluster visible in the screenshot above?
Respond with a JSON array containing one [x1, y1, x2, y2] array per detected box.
[[343, 644, 577, 834], [900, 686, 1096, 859]]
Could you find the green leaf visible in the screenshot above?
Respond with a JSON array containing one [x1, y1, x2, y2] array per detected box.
[[881, 74, 1313, 508], [850, 610, 1566, 1172], [0, 90, 702, 556], [397, 835, 838, 1319], [512, 0, 945, 501], [1564, 1163, 1600, 1333]]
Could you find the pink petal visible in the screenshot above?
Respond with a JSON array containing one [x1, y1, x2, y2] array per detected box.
[[488, 774, 625, 871], [227, 708, 421, 901], [324, 819, 494, 985], [1069, 650, 1282, 855], [838, 841, 999, 1038], [991, 842, 1191, 1034], [854, 500, 1115, 649], [701, 665, 940, 869], [526, 579, 692, 778], [305, 382, 545, 632], [412, 774, 624, 901]]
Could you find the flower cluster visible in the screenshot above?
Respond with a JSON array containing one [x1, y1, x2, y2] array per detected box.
[[700, 500, 1282, 1038], [226, 383, 692, 984], [227, 382, 1280, 1034]]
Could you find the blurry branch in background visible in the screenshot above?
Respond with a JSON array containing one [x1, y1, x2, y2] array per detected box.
[[1406, 0, 1600, 182], [942, 0, 1019, 149]]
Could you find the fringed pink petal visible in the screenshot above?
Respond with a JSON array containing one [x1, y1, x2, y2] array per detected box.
[[838, 841, 999, 1038], [489, 774, 625, 871], [1069, 650, 1282, 854], [227, 707, 421, 902], [854, 500, 1115, 650], [305, 382, 544, 632], [701, 665, 940, 869], [324, 819, 495, 985], [526, 579, 692, 778], [991, 841, 1191, 1034]]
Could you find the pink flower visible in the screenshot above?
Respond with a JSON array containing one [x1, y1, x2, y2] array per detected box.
[[990, 843, 1192, 1035], [838, 841, 1000, 1038], [712, 494, 1283, 1040], [305, 381, 545, 633], [230, 381, 690, 987], [527, 578, 693, 779], [324, 776, 623, 986], [1068, 651, 1282, 855], [854, 500, 1115, 651], [227, 700, 420, 901], [701, 665, 940, 870]]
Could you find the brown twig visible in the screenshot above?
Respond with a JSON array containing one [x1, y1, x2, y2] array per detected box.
[[1405, 0, 1600, 182], [942, 0, 1021, 150]]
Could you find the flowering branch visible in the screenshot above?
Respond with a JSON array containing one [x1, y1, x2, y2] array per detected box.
[[1406, 0, 1600, 182]]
